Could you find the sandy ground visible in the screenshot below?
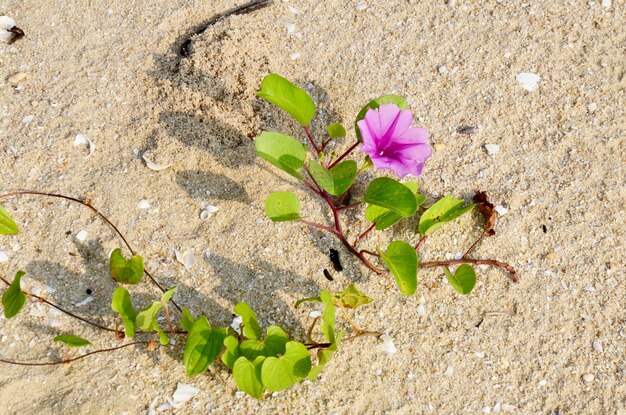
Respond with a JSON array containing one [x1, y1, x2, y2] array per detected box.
[[1, 0, 625, 413]]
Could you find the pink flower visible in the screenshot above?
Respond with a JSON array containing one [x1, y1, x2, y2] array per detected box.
[[357, 104, 432, 177]]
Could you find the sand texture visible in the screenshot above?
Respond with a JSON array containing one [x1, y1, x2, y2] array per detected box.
[[1, 0, 625, 413]]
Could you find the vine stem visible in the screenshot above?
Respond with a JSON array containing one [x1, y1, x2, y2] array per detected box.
[[420, 259, 518, 283], [0, 191, 182, 313], [0, 341, 149, 367], [414, 236, 427, 252], [354, 223, 375, 246], [306, 331, 381, 350], [329, 141, 359, 168], [303, 126, 321, 154]]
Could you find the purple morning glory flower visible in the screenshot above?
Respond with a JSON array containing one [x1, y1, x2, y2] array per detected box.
[[357, 104, 432, 178]]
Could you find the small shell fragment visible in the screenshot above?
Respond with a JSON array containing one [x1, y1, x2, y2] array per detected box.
[[484, 144, 500, 155], [494, 205, 508, 215], [175, 249, 195, 270], [0, 16, 15, 43], [137, 199, 151, 209], [593, 339, 604, 353], [0, 251, 8, 263], [172, 383, 200, 404], [380, 334, 397, 355], [309, 310, 322, 318], [75, 230, 88, 241], [231, 315, 243, 334], [142, 155, 171, 171], [200, 205, 219, 221], [583, 373, 594, 383], [22, 115, 34, 124], [516, 72, 541, 91], [73, 134, 96, 156]]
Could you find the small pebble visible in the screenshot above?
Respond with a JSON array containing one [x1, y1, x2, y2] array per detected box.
[[0, 251, 8, 263], [234, 391, 245, 398], [356, 2, 368, 10], [484, 144, 500, 155], [538, 379, 547, 386], [290, 52, 300, 60], [516, 72, 541, 91], [502, 404, 516, 412], [482, 407, 491, 414], [309, 310, 322, 318], [21, 115, 34, 124], [7, 72, 27, 84], [583, 373, 594, 383], [475, 352, 485, 358], [503, 51, 512, 58], [284, 23, 295, 34], [602, 0, 611, 7], [584, 285, 595, 291], [75, 230, 88, 241], [137, 199, 151, 209], [592, 339, 603, 352], [493, 403, 501, 413], [444, 365, 454, 376], [438, 65, 448, 74], [494, 205, 508, 215], [587, 102, 597, 113]]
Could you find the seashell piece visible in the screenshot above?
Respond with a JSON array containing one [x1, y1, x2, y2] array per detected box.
[[73, 134, 96, 156], [76, 230, 88, 241], [142, 155, 171, 171], [172, 383, 200, 404], [175, 249, 195, 270]]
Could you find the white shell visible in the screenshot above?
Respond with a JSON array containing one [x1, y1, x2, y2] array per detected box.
[[73, 134, 96, 156], [381, 340, 397, 355], [142, 155, 171, 171], [0, 16, 15, 43], [593, 339, 604, 352], [175, 249, 195, 270], [75, 230, 88, 241], [494, 205, 508, 215], [230, 315, 243, 334], [284, 23, 296, 34], [484, 144, 500, 155], [308, 310, 322, 318], [172, 383, 200, 404], [21, 115, 34, 124], [200, 205, 218, 221], [137, 199, 151, 209], [516, 72, 541, 91], [0, 251, 8, 263]]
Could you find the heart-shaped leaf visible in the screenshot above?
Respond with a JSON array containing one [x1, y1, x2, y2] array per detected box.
[[255, 132, 307, 179], [222, 335, 241, 369], [183, 317, 228, 377], [111, 287, 137, 337], [1, 271, 26, 318], [160, 286, 176, 304], [234, 302, 262, 340], [326, 122, 346, 138], [239, 325, 289, 361], [418, 195, 475, 236], [319, 290, 336, 344], [366, 182, 425, 230], [257, 74, 316, 126], [308, 160, 357, 196], [260, 341, 311, 392], [54, 335, 91, 348], [365, 177, 418, 218], [379, 241, 418, 296], [233, 356, 266, 399], [335, 284, 373, 309], [0, 204, 18, 235], [444, 264, 476, 295], [135, 301, 163, 331], [109, 248, 144, 284], [180, 308, 196, 332], [355, 95, 409, 141], [264, 192, 301, 222]]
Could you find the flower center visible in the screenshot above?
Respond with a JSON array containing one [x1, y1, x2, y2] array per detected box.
[[379, 150, 384, 156]]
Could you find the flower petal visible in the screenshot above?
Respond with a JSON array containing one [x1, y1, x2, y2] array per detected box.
[[357, 119, 377, 153]]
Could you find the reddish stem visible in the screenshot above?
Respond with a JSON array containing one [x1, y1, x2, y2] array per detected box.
[[414, 236, 427, 252], [320, 137, 333, 152], [303, 126, 321, 153], [329, 141, 359, 168], [462, 234, 484, 258], [420, 259, 518, 283], [354, 223, 375, 246]]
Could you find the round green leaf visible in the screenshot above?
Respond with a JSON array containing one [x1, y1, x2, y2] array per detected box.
[[111, 287, 137, 337], [418, 195, 475, 236], [109, 248, 144, 284], [308, 160, 357, 196], [264, 192, 301, 222], [54, 335, 91, 348], [233, 302, 263, 340], [255, 132, 307, 179], [1, 271, 26, 318], [183, 317, 227, 377], [0, 204, 18, 235], [444, 264, 476, 295], [355, 95, 409, 141], [365, 177, 418, 217], [233, 356, 266, 399], [260, 341, 311, 392], [379, 241, 418, 296], [326, 122, 346, 138], [365, 182, 424, 230], [256, 74, 316, 126]]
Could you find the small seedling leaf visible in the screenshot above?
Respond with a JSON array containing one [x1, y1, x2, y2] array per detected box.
[[257, 74, 316, 126], [1, 271, 26, 318], [109, 248, 144, 284], [111, 287, 137, 337], [0, 204, 18, 235], [379, 241, 418, 296], [308, 160, 357, 196], [160, 286, 176, 304], [181, 308, 196, 332], [418, 195, 475, 236], [444, 264, 476, 295], [135, 301, 163, 331], [335, 284, 373, 309], [183, 317, 227, 377], [365, 177, 418, 218], [319, 290, 336, 344], [234, 302, 262, 340], [264, 192, 301, 222], [260, 341, 311, 392], [233, 356, 266, 399], [326, 122, 346, 138], [53, 335, 91, 348], [255, 132, 307, 179], [355, 95, 409, 141], [294, 295, 322, 307]]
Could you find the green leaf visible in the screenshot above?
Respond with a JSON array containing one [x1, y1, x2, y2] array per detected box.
[[294, 295, 322, 308], [260, 341, 312, 392], [444, 264, 476, 295], [109, 248, 144, 284], [0, 204, 18, 235], [355, 95, 409, 141], [53, 335, 91, 348], [418, 195, 475, 236], [335, 284, 373, 309], [111, 287, 137, 337], [365, 177, 418, 218], [255, 132, 307, 179], [183, 317, 227, 377], [238, 325, 288, 361], [319, 290, 336, 344], [379, 241, 418, 296], [308, 160, 357, 196], [326, 122, 346, 138], [2, 271, 26, 318], [365, 181, 424, 230], [233, 356, 266, 399], [257, 74, 316, 126], [308, 330, 343, 380], [181, 308, 196, 332], [222, 335, 241, 369], [135, 301, 163, 331], [160, 287, 176, 304], [264, 192, 301, 222], [234, 302, 262, 340]]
